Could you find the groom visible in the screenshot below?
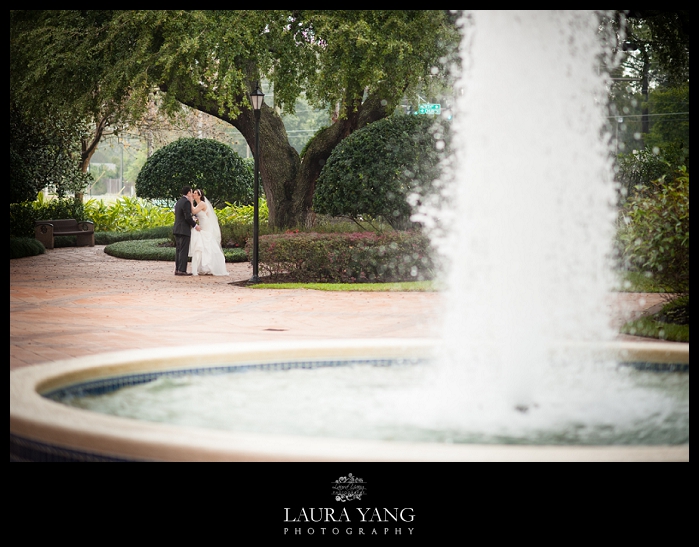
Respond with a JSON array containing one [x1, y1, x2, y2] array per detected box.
[[173, 185, 200, 276]]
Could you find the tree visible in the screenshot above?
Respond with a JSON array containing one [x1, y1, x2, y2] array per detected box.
[[608, 11, 690, 153], [644, 84, 690, 154], [10, 11, 142, 197], [10, 10, 459, 227], [136, 138, 253, 207], [280, 94, 332, 155], [313, 114, 449, 229], [10, 101, 92, 203], [10, 103, 47, 204], [624, 10, 690, 87]]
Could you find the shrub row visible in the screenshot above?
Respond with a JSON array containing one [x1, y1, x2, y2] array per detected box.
[[10, 197, 86, 238], [104, 238, 247, 263], [84, 196, 174, 232], [617, 166, 689, 296], [248, 231, 434, 283], [95, 226, 174, 245], [104, 238, 176, 261], [220, 215, 393, 250], [221, 222, 275, 249], [41, 226, 173, 249], [9, 195, 173, 238]]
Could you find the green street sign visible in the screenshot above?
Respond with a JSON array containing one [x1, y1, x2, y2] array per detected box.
[[416, 103, 441, 115]]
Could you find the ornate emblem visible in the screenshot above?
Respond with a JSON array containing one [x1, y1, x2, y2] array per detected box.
[[332, 473, 367, 502]]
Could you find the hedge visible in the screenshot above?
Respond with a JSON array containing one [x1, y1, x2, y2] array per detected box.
[[10, 237, 46, 259], [617, 166, 689, 296], [104, 238, 247, 263], [248, 231, 434, 283]]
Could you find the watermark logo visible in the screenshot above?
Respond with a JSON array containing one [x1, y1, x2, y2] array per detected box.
[[283, 473, 415, 536], [332, 473, 367, 502]]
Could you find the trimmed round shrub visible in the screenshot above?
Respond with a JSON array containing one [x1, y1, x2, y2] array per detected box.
[[10, 237, 46, 259], [313, 115, 449, 228], [618, 166, 689, 296], [136, 138, 253, 208]]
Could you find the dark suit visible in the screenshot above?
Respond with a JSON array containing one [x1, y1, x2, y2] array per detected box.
[[173, 195, 197, 273]]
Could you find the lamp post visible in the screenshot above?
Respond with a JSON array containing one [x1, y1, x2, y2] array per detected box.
[[249, 82, 265, 283], [616, 116, 623, 156]]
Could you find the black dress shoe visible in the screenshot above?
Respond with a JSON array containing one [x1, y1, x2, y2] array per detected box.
[[175, 271, 192, 276]]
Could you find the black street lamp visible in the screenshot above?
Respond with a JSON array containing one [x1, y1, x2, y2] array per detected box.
[[249, 82, 265, 283]]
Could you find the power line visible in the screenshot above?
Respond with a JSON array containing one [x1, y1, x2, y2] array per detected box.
[[607, 112, 689, 119]]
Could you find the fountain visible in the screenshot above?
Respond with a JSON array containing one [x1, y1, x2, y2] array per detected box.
[[10, 11, 689, 461], [8, 339, 689, 461], [410, 9, 640, 437]]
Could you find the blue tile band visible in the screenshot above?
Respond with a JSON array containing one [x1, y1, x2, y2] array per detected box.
[[42, 358, 423, 402]]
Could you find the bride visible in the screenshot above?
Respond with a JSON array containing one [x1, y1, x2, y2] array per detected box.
[[188, 189, 229, 276]]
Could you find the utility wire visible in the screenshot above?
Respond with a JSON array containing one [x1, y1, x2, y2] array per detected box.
[[608, 112, 689, 119]]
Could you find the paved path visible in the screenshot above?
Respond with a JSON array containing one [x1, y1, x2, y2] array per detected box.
[[9, 246, 677, 371]]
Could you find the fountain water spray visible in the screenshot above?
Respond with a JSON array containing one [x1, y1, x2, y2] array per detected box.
[[405, 11, 684, 440]]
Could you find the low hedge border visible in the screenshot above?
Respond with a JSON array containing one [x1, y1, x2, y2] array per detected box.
[[95, 226, 174, 245], [104, 238, 248, 263], [10, 237, 46, 259], [247, 231, 435, 283]]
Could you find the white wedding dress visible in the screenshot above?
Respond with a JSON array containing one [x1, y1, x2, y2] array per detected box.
[[188, 198, 229, 276]]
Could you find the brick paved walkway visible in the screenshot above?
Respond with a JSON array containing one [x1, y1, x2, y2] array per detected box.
[[9, 246, 676, 371]]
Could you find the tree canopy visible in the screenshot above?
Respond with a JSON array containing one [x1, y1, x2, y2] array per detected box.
[[11, 10, 459, 227], [608, 11, 690, 155], [135, 138, 253, 207], [624, 10, 690, 87], [9, 101, 92, 203]]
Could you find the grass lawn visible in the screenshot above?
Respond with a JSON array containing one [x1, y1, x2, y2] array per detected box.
[[252, 273, 688, 342], [250, 280, 438, 292], [620, 314, 689, 342]]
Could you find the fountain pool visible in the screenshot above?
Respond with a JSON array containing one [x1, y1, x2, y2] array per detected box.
[[9, 340, 689, 461]]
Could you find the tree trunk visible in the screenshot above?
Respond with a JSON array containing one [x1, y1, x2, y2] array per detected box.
[[295, 95, 388, 225], [229, 105, 301, 228], [80, 116, 109, 174], [76, 116, 109, 203]]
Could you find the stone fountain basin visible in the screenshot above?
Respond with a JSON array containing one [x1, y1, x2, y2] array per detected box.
[[10, 339, 689, 462]]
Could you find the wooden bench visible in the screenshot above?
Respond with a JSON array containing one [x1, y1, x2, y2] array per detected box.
[[34, 219, 95, 249]]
